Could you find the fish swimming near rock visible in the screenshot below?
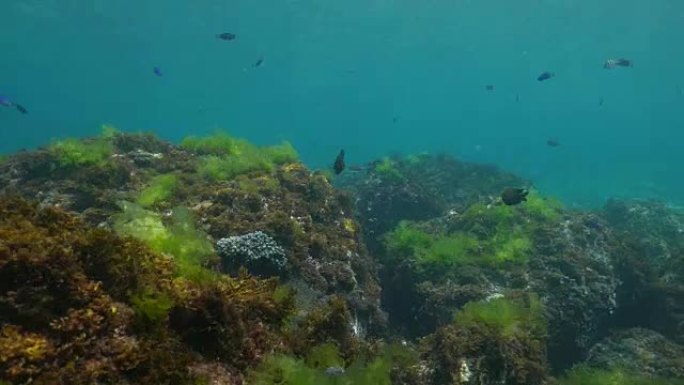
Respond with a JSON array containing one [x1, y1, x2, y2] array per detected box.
[[603, 58, 632, 69], [333, 150, 345, 175], [216, 32, 236, 41], [537, 72, 555, 82], [501, 187, 528, 206]]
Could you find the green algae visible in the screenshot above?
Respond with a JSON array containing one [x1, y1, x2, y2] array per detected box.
[[48, 137, 113, 167], [374, 157, 404, 180], [454, 294, 546, 338], [136, 173, 178, 207], [130, 288, 174, 326], [112, 202, 216, 282], [247, 343, 409, 385]]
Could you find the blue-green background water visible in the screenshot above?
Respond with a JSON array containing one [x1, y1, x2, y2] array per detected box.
[[1, 0, 683, 207]]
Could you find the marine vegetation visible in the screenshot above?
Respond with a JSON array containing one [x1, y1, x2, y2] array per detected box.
[[246, 342, 417, 385], [112, 201, 216, 281], [0, 196, 298, 384], [423, 293, 549, 385], [47, 127, 116, 168], [181, 132, 299, 180], [556, 365, 684, 385], [136, 173, 178, 207]]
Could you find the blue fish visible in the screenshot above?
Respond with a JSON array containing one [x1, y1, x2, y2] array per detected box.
[[153, 67, 163, 77], [0, 95, 12, 107], [537, 72, 555, 82], [0, 95, 27, 114]]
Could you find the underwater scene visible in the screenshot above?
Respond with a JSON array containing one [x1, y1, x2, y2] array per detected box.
[[1, 1, 684, 384]]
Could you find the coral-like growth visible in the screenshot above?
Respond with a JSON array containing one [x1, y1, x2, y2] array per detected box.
[[216, 231, 288, 276], [136, 173, 178, 207], [557, 365, 684, 385]]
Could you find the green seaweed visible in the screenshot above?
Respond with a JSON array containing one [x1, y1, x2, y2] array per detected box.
[[184, 132, 300, 181], [112, 202, 216, 281], [137, 173, 178, 207], [180, 132, 236, 156], [131, 288, 174, 326], [557, 366, 684, 385], [384, 219, 532, 272], [454, 294, 546, 338], [264, 141, 300, 165], [48, 137, 113, 167], [374, 157, 404, 181], [0, 154, 8, 166], [247, 344, 407, 385], [524, 190, 563, 221]]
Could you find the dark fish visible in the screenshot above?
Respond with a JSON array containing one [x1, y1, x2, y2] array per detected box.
[[392, 117, 398, 124], [15, 104, 28, 114], [599, 97, 604, 106], [501, 187, 528, 206], [604, 58, 632, 69], [333, 150, 345, 175], [254, 57, 263, 67], [216, 32, 236, 41], [485, 84, 494, 91], [153, 66, 163, 77], [537, 72, 555, 82], [546, 139, 560, 147]]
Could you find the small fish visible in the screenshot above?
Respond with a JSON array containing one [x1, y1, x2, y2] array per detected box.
[[216, 32, 236, 41], [501, 187, 528, 206], [153, 66, 163, 77], [537, 72, 555, 82], [0, 95, 13, 107], [333, 149, 345, 175], [0, 95, 27, 114], [603, 58, 632, 69], [325, 367, 345, 377], [485, 84, 495, 91], [392, 117, 398, 124], [254, 57, 263, 67], [515, 94, 520, 102], [599, 97, 604, 106], [546, 139, 560, 147]]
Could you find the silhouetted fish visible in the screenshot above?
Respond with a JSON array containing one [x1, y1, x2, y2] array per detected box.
[[599, 97, 604, 106], [501, 188, 528, 206], [153, 66, 163, 77], [604, 58, 632, 69], [485, 84, 494, 91], [546, 139, 560, 147], [216, 32, 236, 41], [537, 72, 555, 82], [0, 95, 27, 114], [254, 57, 263, 67], [333, 150, 345, 175]]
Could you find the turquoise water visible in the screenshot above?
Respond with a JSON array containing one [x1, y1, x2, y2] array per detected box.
[[1, 0, 683, 207]]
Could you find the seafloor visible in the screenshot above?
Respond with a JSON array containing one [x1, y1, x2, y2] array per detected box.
[[0, 128, 682, 385]]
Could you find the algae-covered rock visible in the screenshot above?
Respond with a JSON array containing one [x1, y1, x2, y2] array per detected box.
[[585, 328, 684, 379]]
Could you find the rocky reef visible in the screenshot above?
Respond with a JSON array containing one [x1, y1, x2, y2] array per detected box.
[[1, 128, 684, 385]]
